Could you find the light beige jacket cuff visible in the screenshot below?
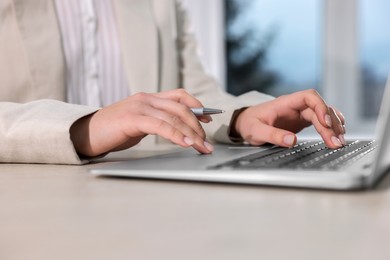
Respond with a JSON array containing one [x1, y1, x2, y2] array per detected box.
[[0, 100, 99, 164], [202, 90, 275, 144]]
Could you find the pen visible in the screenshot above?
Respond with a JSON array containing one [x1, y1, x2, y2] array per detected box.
[[191, 107, 225, 116]]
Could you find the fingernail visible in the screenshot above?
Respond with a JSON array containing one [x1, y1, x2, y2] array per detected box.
[[283, 134, 296, 147], [339, 111, 345, 121], [204, 141, 214, 152], [325, 114, 332, 128], [331, 136, 342, 147], [339, 134, 346, 145], [184, 137, 194, 146]]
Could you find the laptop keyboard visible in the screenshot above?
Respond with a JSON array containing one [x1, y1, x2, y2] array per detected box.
[[209, 140, 378, 170]]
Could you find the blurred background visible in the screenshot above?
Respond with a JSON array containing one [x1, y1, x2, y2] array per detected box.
[[183, 0, 390, 137]]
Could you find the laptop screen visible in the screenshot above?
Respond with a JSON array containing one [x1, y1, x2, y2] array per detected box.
[[371, 74, 390, 183]]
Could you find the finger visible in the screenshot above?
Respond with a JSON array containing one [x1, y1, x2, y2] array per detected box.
[[333, 108, 345, 125], [129, 115, 212, 154], [139, 103, 212, 152], [152, 89, 212, 122], [285, 89, 332, 129], [242, 121, 297, 148], [333, 107, 346, 133], [145, 95, 207, 140], [197, 115, 213, 123], [131, 93, 213, 153], [301, 109, 344, 148], [329, 107, 345, 136], [154, 89, 203, 106]]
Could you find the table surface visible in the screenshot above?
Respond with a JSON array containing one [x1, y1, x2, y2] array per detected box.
[[1, 148, 390, 260]]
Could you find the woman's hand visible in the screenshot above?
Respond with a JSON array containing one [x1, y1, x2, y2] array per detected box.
[[233, 89, 346, 148], [70, 89, 214, 157]]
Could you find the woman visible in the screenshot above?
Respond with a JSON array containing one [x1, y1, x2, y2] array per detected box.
[[0, 0, 345, 164]]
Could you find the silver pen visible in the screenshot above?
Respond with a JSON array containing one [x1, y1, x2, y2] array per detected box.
[[191, 107, 225, 116]]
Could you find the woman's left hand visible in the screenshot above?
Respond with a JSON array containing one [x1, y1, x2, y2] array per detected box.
[[233, 89, 346, 148]]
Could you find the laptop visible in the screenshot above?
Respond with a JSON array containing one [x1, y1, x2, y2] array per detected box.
[[90, 77, 390, 190]]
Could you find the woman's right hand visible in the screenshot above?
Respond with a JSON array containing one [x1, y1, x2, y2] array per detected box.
[[70, 89, 214, 157]]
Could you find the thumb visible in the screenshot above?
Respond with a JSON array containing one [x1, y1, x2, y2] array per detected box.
[[247, 123, 297, 148]]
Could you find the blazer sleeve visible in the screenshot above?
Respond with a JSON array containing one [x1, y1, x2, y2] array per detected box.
[[174, 0, 274, 143], [0, 99, 99, 164]]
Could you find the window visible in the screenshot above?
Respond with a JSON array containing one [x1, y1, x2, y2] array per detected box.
[[225, 0, 390, 134], [225, 0, 322, 97], [184, 0, 390, 135], [360, 0, 390, 118]]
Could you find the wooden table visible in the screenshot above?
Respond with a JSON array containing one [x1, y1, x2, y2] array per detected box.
[[1, 148, 390, 260]]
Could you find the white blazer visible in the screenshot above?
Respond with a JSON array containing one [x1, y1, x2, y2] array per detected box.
[[0, 0, 273, 164]]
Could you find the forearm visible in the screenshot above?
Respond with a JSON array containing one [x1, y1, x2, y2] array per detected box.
[[0, 100, 98, 164]]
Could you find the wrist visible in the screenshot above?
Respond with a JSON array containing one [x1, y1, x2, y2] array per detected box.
[[70, 114, 94, 156], [228, 107, 249, 142]]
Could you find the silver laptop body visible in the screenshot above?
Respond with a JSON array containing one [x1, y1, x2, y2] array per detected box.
[[90, 78, 390, 190]]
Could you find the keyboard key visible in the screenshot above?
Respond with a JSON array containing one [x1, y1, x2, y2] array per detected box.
[[209, 140, 377, 171]]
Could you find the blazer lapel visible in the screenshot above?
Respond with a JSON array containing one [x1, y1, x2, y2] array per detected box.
[[113, 0, 159, 94], [12, 0, 66, 101]]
